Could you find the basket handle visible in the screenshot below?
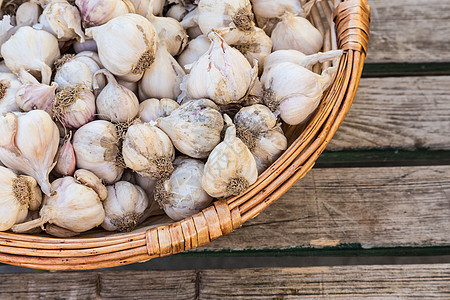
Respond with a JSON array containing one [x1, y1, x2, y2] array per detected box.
[[333, 0, 371, 54]]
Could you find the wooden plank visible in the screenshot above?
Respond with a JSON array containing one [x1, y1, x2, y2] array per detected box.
[[199, 165, 450, 251], [199, 264, 450, 299], [366, 0, 450, 63], [0, 270, 197, 299], [327, 76, 450, 151]]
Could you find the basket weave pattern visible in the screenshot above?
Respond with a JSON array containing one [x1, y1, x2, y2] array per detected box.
[[0, 0, 370, 270]]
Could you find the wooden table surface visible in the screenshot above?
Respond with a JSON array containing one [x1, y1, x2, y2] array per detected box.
[[1, 0, 450, 298]]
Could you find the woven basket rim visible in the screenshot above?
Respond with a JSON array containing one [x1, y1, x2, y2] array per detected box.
[[0, 0, 371, 270]]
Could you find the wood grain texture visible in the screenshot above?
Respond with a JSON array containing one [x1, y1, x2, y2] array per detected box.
[[199, 264, 450, 299], [198, 165, 450, 251], [367, 0, 450, 63], [327, 76, 450, 151]]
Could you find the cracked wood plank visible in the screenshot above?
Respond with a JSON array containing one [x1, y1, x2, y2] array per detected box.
[[367, 0, 450, 63], [198, 165, 450, 251], [327, 76, 450, 151], [199, 264, 450, 299]]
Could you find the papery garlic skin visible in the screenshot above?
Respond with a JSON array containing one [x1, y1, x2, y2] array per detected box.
[[197, 0, 255, 34], [182, 31, 257, 105], [0, 16, 14, 55], [157, 99, 224, 159], [15, 70, 57, 115], [1, 26, 60, 85], [0, 111, 59, 196], [54, 54, 101, 90], [0, 72, 22, 115], [130, 0, 165, 16], [54, 133, 76, 177], [271, 13, 323, 55], [180, 8, 202, 40], [261, 62, 339, 125], [0, 166, 42, 231], [146, 13, 188, 56], [39, 0, 85, 42], [139, 43, 186, 101], [53, 86, 96, 129], [177, 35, 210, 73], [76, 0, 134, 28], [251, 0, 303, 20], [85, 14, 158, 80], [94, 69, 139, 123], [123, 121, 175, 179], [235, 105, 287, 173], [73, 120, 124, 184], [101, 181, 149, 232], [155, 158, 212, 221], [138, 98, 179, 122], [202, 115, 258, 198], [16, 2, 42, 27]]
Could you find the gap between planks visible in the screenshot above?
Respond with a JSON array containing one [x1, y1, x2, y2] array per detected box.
[[0, 264, 449, 299]]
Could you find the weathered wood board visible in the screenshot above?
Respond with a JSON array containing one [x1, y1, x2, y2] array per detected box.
[[328, 76, 450, 151], [1, 264, 449, 299], [366, 0, 450, 63], [198, 165, 450, 251]]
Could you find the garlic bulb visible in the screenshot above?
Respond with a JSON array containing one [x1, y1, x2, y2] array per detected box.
[[271, 12, 323, 55], [155, 157, 212, 221], [94, 69, 139, 123], [202, 115, 257, 198], [54, 53, 101, 90], [101, 181, 149, 232], [197, 0, 255, 34], [53, 85, 96, 129], [138, 98, 179, 122], [12, 169, 107, 234], [85, 14, 159, 80], [146, 10, 188, 56], [250, 0, 303, 19], [0, 72, 22, 115], [261, 61, 340, 125], [181, 31, 257, 105], [73, 120, 124, 184], [39, 0, 85, 42], [264, 49, 344, 72], [234, 104, 287, 173], [54, 133, 76, 176], [16, 1, 41, 27], [139, 42, 186, 101], [221, 26, 272, 75], [73, 39, 98, 53], [15, 69, 57, 115], [123, 121, 175, 179], [177, 35, 210, 73], [157, 99, 224, 159], [75, 0, 135, 28], [130, 0, 165, 16], [0, 111, 59, 196], [0, 166, 42, 231], [1, 26, 60, 85]]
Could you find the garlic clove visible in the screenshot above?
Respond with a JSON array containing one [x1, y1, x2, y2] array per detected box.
[[157, 99, 224, 159], [101, 181, 149, 232], [155, 157, 212, 221], [94, 69, 140, 123], [73, 39, 98, 53], [1, 26, 61, 85], [139, 41, 186, 101], [181, 30, 257, 105], [138, 98, 180, 123], [85, 14, 159, 80], [177, 35, 211, 73], [16, 1, 42, 27], [73, 120, 124, 184], [167, 4, 190, 22], [74, 169, 108, 201], [54, 132, 76, 177], [271, 12, 323, 55], [39, 0, 86, 42], [123, 121, 175, 180], [0, 111, 59, 196], [202, 114, 258, 198], [0, 72, 22, 115]]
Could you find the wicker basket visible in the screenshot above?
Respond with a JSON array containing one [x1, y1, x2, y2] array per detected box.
[[0, 0, 370, 270]]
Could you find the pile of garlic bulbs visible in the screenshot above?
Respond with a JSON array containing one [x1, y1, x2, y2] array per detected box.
[[0, 0, 342, 237]]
